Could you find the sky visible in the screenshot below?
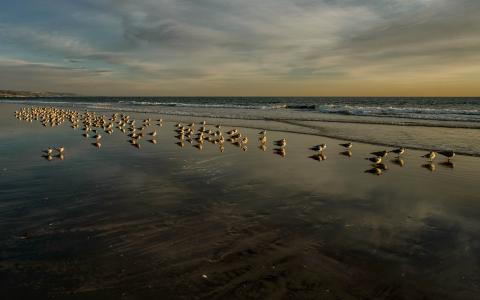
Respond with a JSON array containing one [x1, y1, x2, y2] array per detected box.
[[0, 0, 479, 96]]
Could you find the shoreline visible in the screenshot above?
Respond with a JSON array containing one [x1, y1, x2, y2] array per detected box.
[[2, 98, 480, 128], [4, 102, 479, 157]]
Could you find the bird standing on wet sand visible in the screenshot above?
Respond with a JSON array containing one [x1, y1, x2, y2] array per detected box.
[[371, 150, 388, 158], [439, 151, 455, 161], [311, 144, 327, 152], [422, 151, 436, 161], [390, 147, 405, 157], [340, 142, 352, 149], [276, 138, 287, 148]]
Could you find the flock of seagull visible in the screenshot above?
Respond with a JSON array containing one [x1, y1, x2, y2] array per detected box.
[[14, 106, 457, 175]]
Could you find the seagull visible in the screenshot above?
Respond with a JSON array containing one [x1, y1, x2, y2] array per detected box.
[[275, 138, 287, 147], [339, 142, 352, 149], [57, 147, 65, 154], [259, 135, 267, 144], [390, 147, 406, 157], [438, 151, 455, 161], [370, 150, 388, 158], [311, 144, 326, 152], [46, 148, 54, 155], [422, 151, 436, 161], [366, 157, 382, 164], [259, 129, 267, 135], [150, 131, 157, 137]]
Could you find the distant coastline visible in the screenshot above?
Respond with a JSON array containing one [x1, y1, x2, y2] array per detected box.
[[0, 89, 76, 98]]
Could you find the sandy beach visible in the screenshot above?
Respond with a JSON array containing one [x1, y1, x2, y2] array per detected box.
[[0, 103, 479, 299]]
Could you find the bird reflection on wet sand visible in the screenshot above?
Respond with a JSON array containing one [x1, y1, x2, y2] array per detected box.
[[340, 150, 352, 157], [422, 163, 436, 172], [365, 167, 383, 176], [41, 154, 53, 161], [310, 152, 327, 161], [274, 148, 286, 157], [391, 158, 405, 167], [439, 161, 455, 169], [373, 163, 388, 171]]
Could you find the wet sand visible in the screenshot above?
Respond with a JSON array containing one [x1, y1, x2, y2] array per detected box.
[[1, 103, 480, 299]]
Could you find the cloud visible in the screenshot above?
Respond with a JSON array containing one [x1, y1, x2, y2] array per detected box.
[[0, 0, 479, 95]]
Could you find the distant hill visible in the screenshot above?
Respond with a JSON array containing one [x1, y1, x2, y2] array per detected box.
[[0, 89, 77, 98]]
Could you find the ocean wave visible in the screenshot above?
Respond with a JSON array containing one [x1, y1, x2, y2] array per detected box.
[[3, 98, 480, 123], [116, 100, 290, 110], [316, 104, 480, 116]]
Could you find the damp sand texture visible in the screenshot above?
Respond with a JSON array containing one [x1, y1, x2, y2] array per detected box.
[[1, 104, 480, 300]]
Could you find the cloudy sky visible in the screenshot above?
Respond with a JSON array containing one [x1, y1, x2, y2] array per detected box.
[[0, 0, 479, 96]]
